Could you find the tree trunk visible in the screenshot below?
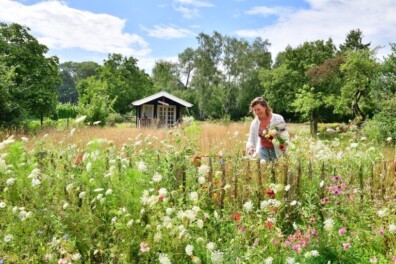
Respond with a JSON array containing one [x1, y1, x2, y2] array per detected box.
[[40, 114, 44, 127], [310, 111, 318, 135]]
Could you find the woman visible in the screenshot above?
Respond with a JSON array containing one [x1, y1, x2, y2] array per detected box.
[[246, 97, 290, 162]]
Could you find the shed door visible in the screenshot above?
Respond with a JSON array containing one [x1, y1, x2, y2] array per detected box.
[[158, 105, 176, 126]]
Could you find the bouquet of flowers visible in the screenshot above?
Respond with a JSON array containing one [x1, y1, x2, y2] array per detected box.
[[263, 122, 288, 152]]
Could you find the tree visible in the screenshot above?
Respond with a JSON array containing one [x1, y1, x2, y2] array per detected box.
[[339, 29, 371, 53], [337, 49, 379, 126], [0, 22, 61, 126], [58, 61, 100, 104], [77, 77, 115, 126], [151, 60, 182, 92], [178, 48, 195, 88], [260, 39, 336, 127], [98, 54, 154, 114]]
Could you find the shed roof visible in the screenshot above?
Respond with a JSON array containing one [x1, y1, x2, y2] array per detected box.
[[132, 91, 193, 107]]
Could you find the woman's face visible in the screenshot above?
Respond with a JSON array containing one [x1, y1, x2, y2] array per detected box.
[[252, 104, 267, 118]]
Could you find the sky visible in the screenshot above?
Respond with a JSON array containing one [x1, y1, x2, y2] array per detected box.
[[1, 0, 396, 75]]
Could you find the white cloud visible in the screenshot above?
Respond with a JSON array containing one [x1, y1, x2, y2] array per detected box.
[[174, 0, 214, 7], [173, 5, 201, 19], [141, 24, 195, 39], [237, 0, 396, 59], [245, 6, 291, 17], [173, 0, 214, 19], [0, 0, 151, 56]]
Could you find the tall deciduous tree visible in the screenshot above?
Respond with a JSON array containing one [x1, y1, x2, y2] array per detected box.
[[337, 49, 379, 126], [152, 60, 182, 92], [178, 48, 195, 88], [98, 53, 154, 114], [0, 22, 61, 126], [58, 61, 100, 104]]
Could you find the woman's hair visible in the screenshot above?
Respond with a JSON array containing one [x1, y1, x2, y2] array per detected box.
[[250, 97, 272, 115]]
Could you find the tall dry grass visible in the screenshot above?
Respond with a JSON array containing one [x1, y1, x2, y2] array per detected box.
[[6, 122, 310, 155]]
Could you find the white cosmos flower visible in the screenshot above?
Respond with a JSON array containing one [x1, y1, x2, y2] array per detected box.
[[386, 137, 392, 142], [211, 250, 224, 264], [185, 244, 194, 256], [388, 223, 396, 234], [32, 178, 41, 187], [350, 142, 358, 148], [196, 219, 204, 228], [0, 201, 6, 208], [63, 202, 69, 210], [285, 184, 291, 191], [152, 172, 163, 182], [198, 176, 206, 184], [286, 257, 296, 264], [4, 234, 13, 243], [243, 200, 254, 213], [189, 192, 199, 202], [137, 161, 148, 173], [6, 178, 16, 186], [198, 165, 210, 176], [377, 208, 388, 218], [79, 192, 86, 199], [206, 242, 216, 251], [264, 257, 273, 264], [324, 218, 334, 231], [105, 189, 113, 195], [158, 253, 171, 264]]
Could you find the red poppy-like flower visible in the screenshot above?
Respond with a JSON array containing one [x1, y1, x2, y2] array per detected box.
[[265, 188, 275, 198], [269, 206, 278, 212], [230, 213, 241, 222], [265, 221, 274, 229]]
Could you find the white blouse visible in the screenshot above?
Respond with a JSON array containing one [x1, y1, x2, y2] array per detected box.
[[246, 113, 290, 158]]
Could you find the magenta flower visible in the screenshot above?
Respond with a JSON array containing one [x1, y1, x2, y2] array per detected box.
[[343, 243, 350, 250], [338, 227, 347, 236]]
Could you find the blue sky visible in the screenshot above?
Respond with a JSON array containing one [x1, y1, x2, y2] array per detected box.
[[1, 0, 396, 74]]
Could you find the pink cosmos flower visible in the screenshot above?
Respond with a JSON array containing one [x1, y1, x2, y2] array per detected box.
[[140, 242, 150, 253], [338, 227, 347, 236], [343, 243, 350, 250], [310, 217, 316, 223]]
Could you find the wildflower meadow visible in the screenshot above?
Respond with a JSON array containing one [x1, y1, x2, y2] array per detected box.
[[0, 121, 395, 264]]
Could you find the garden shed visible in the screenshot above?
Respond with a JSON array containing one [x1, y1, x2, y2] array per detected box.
[[131, 91, 193, 128]]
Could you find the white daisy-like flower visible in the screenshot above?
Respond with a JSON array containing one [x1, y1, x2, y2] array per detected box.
[[386, 137, 392, 142], [285, 184, 291, 191], [62, 202, 69, 210], [324, 218, 334, 231], [105, 189, 113, 195], [206, 242, 216, 251], [79, 192, 86, 199], [350, 142, 359, 148], [198, 176, 206, 184], [32, 178, 41, 187], [243, 200, 254, 213], [264, 257, 273, 264], [159, 253, 172, 264], [6, 178, 16, 186], [286, 257, 296, 264], [388, 223, 396, 234], [377, 208, 388, 218], [153, 172, 163, 182], [198, 164, 210, 176], [185, 244, 194, 256], [311, 250, 320, 257], [189, 192, 199, 202], [4, 234, 13, 243], [137, 161, 148, 173], [0, 201, 6, 208], [211, 250, 224, 264]]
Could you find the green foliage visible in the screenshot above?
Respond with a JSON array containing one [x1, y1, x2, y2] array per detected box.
[[0, 22, 61, 126], [106, 113, 125, 127], [98, 53, 154, 114], [362, 97, 396, 142], [55, 103, 78, 120], [77, 77, 115, 126]]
